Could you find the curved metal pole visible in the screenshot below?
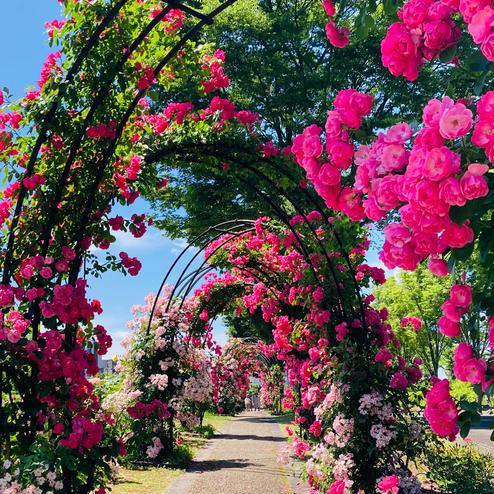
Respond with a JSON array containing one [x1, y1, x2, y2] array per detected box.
[[145, 218, 255, 334], [146, 223, 256, 334], [2, 0, 131, 284], [67, 0, 240, 286]]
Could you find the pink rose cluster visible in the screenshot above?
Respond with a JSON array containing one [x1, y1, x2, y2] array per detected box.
[[322, 0, 350, 48], [127, 399, 171, 420], [453, 342, 487, 385], [438, 283, 472, 337], [201, 49, 229, 93], [463, 0, 494, 61], [60, 417, 104, 451], [381, 0, 461, 81], [368, 96, 487, 272], [291, 89, 373, 218], [400, 316, 422, 330], [472, 91, 494, 164], [424, 378, 459, 439]]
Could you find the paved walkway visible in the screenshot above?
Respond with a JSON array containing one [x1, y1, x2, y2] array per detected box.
[[164, 410, 306, 494]]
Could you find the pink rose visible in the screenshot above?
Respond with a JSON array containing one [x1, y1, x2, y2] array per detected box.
[[322, 0, 336, 16], [423, 20, 453, 50], [468, 6, 494, 43], [439, 103, 473, 139], [477, 91, 494, 119], [402, 0, 432, 28], [438, 316, 461, 337], [442, 300, 463, 322], [442, 221, 474, 248], [383, 223, 412, 248], [481, 32, 494, 61], [377, 474, 399, 494], [450, 284, 472, 307], [439, 177, 466, 206], [423, 147, 460, 181], [423, 98, 443, 128], [325, 21, 350, 48], [453, 342, 487, 384], [472, 119, 494, 148], [460, 171, 488, 200], [327, 480, 345, 494], [318, 163, 341, 186], [382, 143, 408, 171], [428, 257, 449, 276], [302, 135, 323, 158], [424, 378, 459, 439]]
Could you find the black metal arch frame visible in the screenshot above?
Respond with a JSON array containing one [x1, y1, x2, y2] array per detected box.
[[1, 0, 239, 343], [144, 143, 369, 331], [145, 218, 287, 336]]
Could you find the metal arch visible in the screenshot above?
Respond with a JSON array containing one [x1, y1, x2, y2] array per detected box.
[[2, 0, 241, 287], [145, 218, 255, 334], [146, 221, 257, 335], [67, 0, 239, 285], [144, 143, 368, 328], [1, 0, 132, 285], [144, 148, 347, 319]]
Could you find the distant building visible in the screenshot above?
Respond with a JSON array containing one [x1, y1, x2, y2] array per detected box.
[[96, 355, 116, 374]]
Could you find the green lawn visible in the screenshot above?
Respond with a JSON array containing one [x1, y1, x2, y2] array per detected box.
[[111, 413, 233, 494]]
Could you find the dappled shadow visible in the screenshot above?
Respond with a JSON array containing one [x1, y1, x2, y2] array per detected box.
[[187, 458, 253, 473], [218, 433, 285, 442]]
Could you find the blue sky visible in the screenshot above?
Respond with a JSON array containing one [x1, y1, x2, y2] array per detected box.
[[1, 1, 229, 356]]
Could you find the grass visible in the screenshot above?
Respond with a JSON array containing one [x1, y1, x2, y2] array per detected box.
[[270, 410, 296, 437], [110, 413, 233, 494], [111, 466, 182, 494]]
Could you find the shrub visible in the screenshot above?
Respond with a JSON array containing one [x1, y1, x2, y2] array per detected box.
[[422, 441, 494, 494]]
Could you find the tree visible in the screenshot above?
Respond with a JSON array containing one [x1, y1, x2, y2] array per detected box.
[[143, 0, 485, 242], [372, 265, 453, 377]]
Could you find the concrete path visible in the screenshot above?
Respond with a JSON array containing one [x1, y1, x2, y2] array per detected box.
[[163, 410, 306, 494]]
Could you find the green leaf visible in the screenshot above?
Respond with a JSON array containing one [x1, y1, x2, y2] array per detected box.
[[460, 420, 471, 439], [451, 241, 474, 262], [473, 68, 489, 96], [439, 45, 456, 63], [467, 51, 489, 72], [449, 204, 471, 226]]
